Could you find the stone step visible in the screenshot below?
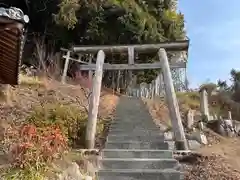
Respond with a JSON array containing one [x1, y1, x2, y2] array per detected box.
[[110, 125, 158, 129], [110, 127, 159, 131], [111, 122, 155, 124], [105, 139, 175, 150], [108, 129, 162, 135], [113, 117, 151, 121], [101, 158, 178, 170], [112, 119, 154, 122], [105, 141, 169, 149], [109, 127, 161, 132], [102, 149, 173, 159], [109, 126, 160, 130], [110, 123, 158, 128], [108, 132, 162, 137], [98, 169, 183, 180], [107, 134, 164, 141], [111, 120, 157, 124]]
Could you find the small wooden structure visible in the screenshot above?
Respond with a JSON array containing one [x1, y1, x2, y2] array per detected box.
[[61, 40, 189, 150], [0, 7, 28, 85]]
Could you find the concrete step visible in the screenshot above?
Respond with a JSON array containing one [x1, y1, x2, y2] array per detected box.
[[110, 123, 158, 128], [107, 134, 164, 141], [113, 117, 152, 121], [111, 120, 157, 124], [110, 119, 156, 123], [109, 127, 161, 132], [108, 130, 162, 136], [110, 125, 158, 130], [109, 127, 159, 131], [111, 119, 156, 123], [102, 149, 173, 159], [105, 141, 169, 149], [101, 158, 178, 169], [109, 126, 160, 130], [98, 169, 183, 180]]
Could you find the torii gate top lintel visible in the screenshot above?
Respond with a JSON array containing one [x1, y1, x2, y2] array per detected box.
[[71, 40, 189, 54], [61, 40, 189, 71]]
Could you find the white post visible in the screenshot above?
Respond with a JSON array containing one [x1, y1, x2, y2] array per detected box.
[[61, 51, 71, 83], [159, 74, 164, 97], [198, 121, 204, 130], [117, 70, 121, 93], [155, 74, 160, 96], [128, 47, 134, 88], [228, 111, 232, 120], [86, 50, 105, 149], [158, 48, 188, 150], [200, 89, 209, 121], [187, 109, 194, 130], [144, 87, 147, 98], [151, 81, 155, 99], [88, 54, 93, 81], [136, 89, 140, 97]]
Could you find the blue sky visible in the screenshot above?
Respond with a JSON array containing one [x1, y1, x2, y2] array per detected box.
[[179, 0, 240, 88]]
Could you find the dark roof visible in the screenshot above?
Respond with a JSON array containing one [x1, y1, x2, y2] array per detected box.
[[0, 16, 26, 85]]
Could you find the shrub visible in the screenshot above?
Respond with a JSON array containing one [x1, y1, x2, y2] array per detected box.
[[1, 103, 105, 179], [3, 124, 67, 168], [3, 167, 46, 180], [26, 103, 104, 147], [1, 124, 68, 180]]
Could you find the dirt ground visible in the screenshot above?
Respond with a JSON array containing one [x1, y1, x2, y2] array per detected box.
[[0, 79, 119, 122], [184, 138, 240, 179], [144, 97, 240, 180], [142, 97, 171, 128], [198, 138, 240, 170]]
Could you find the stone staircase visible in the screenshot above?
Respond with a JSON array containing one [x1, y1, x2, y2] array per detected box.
[[98, 96, 183, 180]]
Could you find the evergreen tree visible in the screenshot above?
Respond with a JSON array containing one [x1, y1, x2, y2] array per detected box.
[[2, 0, 187, 83]]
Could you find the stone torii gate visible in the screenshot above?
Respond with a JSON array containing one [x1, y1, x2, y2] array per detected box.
[[62, 40, 189, 150]]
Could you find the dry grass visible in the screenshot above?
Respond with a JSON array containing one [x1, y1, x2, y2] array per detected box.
[[176, 92, 200, 113], [142, 97, 171, 128], [142, 92, 201, 128], [0, 74, 119, 179], [144, 92, 240, 180], [19, 74, 45, 87], [1, 74, 118, 120]]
